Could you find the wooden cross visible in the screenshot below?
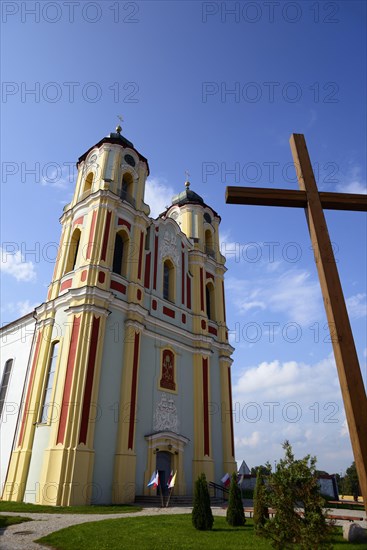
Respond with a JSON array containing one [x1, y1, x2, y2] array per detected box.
[[226, 134, 367, 511]]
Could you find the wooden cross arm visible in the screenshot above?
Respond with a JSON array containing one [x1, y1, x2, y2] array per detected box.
[[225, 186, 367, 212]]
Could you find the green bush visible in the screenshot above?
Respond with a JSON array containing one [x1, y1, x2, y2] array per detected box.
[[192, 473, 214, 530], [260, 441, 335, 549], [226, 472, 246, 527], [253, 468, 269, 533]]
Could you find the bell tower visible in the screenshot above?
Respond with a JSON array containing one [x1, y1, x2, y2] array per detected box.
[[4, 126, 152, 505], [3, 127, 236, 506]]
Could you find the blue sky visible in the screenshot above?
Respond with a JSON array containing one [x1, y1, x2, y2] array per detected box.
[[1, 1, 366, 475]]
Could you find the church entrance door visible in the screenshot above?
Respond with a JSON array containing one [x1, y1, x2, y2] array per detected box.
[[156, 451, 171, 496]]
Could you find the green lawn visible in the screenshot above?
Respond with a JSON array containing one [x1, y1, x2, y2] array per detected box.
[[37, 515, 364, 550], [0, 515, 32, 529], [0, 501, 141, 515]]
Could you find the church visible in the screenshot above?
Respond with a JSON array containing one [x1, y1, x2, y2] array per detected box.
[[0, 126, 236, 506]]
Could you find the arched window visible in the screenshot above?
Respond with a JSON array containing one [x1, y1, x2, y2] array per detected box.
[[120, 172, 135, 207], [163, 259, 175, 302], [64, 228, 81, 274], [113, 230, 129, 277], [0, 359, 13, 419], [159, 349, 176, 391], [205, 229, 215, 258], [206, 282, 215, 321], [82, 172, 93, 195], [40, 342, 59, 424]]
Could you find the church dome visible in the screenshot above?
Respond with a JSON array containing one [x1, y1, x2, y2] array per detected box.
[[171, 181, 204, 207]]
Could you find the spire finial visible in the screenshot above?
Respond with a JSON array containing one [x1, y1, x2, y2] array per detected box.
[[116, 115, 124, 134], [185, 169, 190, 188]]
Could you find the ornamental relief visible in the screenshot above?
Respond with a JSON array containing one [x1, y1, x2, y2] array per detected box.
[[153, 392, 179, 434], [159, 230, 180, 266]]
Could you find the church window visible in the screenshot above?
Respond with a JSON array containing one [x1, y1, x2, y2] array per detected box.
[[120, 172, 135, 207], [0, 359, 13, 419], [159, 349, 176, 391], [40, 342, 59, 424], [64, 228, 81, 274], [124, 154, 136, 167], [82, 172, 93, 196], [206, 282, 215, 321], [113, 230, 129, 277], [205, 229, 215, 258], [163, 259, 175, 302]]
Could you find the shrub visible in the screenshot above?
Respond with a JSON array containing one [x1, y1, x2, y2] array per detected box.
[[253, 468, 269, 534], [260, 441, 335, 549], [192, 473, 214, 530], [226, 472, 246, 527]]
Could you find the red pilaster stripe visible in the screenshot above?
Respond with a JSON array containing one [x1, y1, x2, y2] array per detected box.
[[202, 357, 210, 456], [128, 332, 140, 450], [57, 317, 81, 444], [100, 211, 112, 261], [208, 325, 217, 336], [227, 366, 235, 458], [18, 330, 42, 446], [137, 231, 144, 280], [181, 252, 185, 304], [222, 280, 227, 323], [186, 274, 191, 309], [79, 317, 100, 445], [153, 235, 158, 290], [86, 210, 97, 260], [200, 268, 204, 311], [144, 252, 151, 289]]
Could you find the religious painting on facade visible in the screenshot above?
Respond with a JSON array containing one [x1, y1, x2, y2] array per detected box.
[[160, 349, 176, 391]]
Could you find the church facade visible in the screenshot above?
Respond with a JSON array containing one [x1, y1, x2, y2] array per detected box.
[[1, 127, 236, 505]]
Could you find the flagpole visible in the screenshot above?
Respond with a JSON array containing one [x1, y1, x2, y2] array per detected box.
[[166, 487, 173, 507], [159, 475, 164, 508]]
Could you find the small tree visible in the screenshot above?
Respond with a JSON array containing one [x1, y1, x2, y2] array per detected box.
[[253, 467, 269, 534], [192, 473, 214, 530], [226, 472, 246, 526], [260, 441, 335, 549]]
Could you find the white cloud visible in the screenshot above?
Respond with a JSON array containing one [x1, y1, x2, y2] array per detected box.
[[336, 165, 367, 194], [0, 248, 36, 282], [41, 164, 75, 190], [338, 181, 367, 194], [2, 300, 38, 318], [145, 177, 176, 218], [227, 268, 322, 325], [346, 293, 366, 319], [231, 354, 353, 472]]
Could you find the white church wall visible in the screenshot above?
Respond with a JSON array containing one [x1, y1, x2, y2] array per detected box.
[[208, 351, 225, 484], [91, 307, 127, 504], [24, 426, 52, 503], [0, 314, 35, 495]]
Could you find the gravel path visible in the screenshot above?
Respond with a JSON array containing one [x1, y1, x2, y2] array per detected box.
[[0, 506, 365, 550]]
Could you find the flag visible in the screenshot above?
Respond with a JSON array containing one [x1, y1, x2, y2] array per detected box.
[[147, 470, 159, 488], [167, 470, 173, 487], [221, 472, 230, 487], [168, 471, 177, 489], [237, 474, 244, 486]]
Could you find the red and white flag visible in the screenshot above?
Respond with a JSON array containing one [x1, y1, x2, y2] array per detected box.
[[221, 472, 230, 487], [167, 470, 173, 488], [147, 470, 159, 488]]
